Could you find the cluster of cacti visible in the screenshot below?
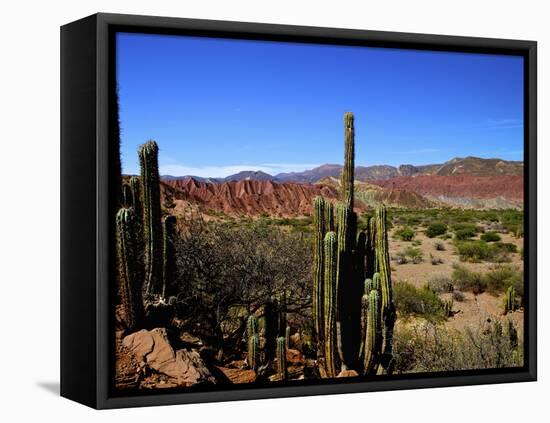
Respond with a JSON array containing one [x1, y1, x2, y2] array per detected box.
[[115, 139, 179, 332], [116, 208, 143, 330], [247, 315, 260, 371], [276, 336, 288, 380], [504, 285, 517, 314], [312, 112, 396, 377]]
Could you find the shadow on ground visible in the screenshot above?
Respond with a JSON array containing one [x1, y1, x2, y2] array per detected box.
[[36, 382, 60, 396]]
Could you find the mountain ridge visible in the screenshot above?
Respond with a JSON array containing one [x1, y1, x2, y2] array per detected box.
[[160, 156, 523, 183]]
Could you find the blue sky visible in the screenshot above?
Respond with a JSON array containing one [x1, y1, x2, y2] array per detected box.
[[117, 32, 524, 177]]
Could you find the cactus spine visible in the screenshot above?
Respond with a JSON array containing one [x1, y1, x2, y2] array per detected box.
[[139, 140, 163, 297], [313, 196, 326, 354], [276, 336, 287, 380], [323, 231, 338, 377], [116, 208, 143, 331], [162, 215, 177, 299]]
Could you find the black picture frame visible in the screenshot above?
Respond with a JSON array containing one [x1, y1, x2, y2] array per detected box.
[[60, 12, 537, 409]]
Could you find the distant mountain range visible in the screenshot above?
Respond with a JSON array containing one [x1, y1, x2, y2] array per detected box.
[[161, 156, 523, 183]]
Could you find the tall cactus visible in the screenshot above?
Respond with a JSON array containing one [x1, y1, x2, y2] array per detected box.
[[129, 176, 142, 220], [312, 196, 326, 354], [116, 207, 143, 331], [121, 183, 132, 208], [365, 216, 376, 279], [162, 215, 177, 299], [138, 140, 163, 297], [336, 202, 359, 368], [341, 112, 355, 209], [248, 334, 260, 372], [374, 205, 396, 373], [504, 285, 516, 314], [362, 290, 382, 375], [323, 231, 338, 377], [276, 336, 287, 380], [325, 201, 335, 233]]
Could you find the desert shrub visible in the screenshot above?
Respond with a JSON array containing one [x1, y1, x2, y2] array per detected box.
[[433, 241, 445, 251], [393, 320, 523, 373], [480, 231, 501, 242], [452, 291, 466, 302], [454, 227, 477, 241], [492, 242, 518, 253], [452, 222, 482, 232], [426, 222, 447, 238], [484, 265, 524, 301], [430, 254, 443, 265], [394, 251, 408, 265], [393, 282, 447, 322], [395, 226, 415, 241], [412, 239, 422, 246], [405, 247, 423, 264], [456, 240, 493, 262], [427, 275, 453, 293], [452, 264, 486, 294]]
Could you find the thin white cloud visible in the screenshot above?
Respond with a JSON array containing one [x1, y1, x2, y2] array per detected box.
[[159, 162, 321, 178]]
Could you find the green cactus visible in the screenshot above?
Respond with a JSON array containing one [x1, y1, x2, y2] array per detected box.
[[375, 205, 392, 312], [323, 231, 338, 378], [313, 196, 326, 353], [247, 314, 258, 339], [138, 140, 163, 297], [121, 183, 132, 208], [372, 272, 381, 292], [355, 231, 366, 285], [129, 176, 142, 220], [116, 207, 143, 331], [248, 334, 260, 372], [162, 215, 177, 299], [336, 202, 359, 368], [325, 201, 335, 233], [365, 216, 376, 279], [276, 336, 287, 380], [363, 290, 382, 375], [504, 285, 516, 314], [341, 112, 355, 209]]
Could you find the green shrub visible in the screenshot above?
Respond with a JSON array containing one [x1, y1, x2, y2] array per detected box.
[[426, 222, 447, 238], [395, 226, 415, 241], [427, 275, 454, 293], [405, 247, 423, 264], [393, 320, 523, 374], [452, 264, 486, 294], [483, 265, 524, 300], [454, 227, 477, 241], [492, 242, 518, 253], [393, 282, 446, 322], [456, 240, 493, 262], [480, 231, 501, 242]]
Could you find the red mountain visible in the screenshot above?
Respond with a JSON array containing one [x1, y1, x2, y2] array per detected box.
[[370, 175, 524, 204], [162, 178, 344, 217]]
